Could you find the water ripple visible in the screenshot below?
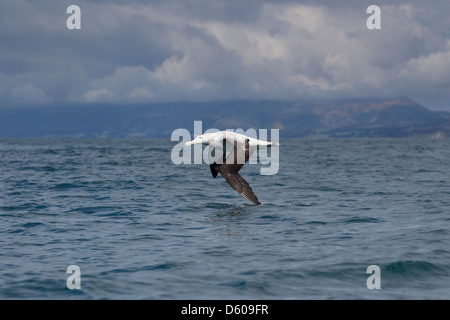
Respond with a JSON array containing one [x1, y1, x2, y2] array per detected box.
[[1, 138, 449, 299]]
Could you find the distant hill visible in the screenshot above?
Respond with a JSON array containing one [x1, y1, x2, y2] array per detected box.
[[0, 97, 449, 138]]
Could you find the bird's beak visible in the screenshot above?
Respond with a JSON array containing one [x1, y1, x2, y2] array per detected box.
[[185, 140, 194, 146]]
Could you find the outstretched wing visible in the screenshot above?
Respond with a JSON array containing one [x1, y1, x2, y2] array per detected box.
[[220, 172, 261, 205], [217, 138, 260, 205]]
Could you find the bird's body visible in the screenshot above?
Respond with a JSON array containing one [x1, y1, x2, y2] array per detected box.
[[185, 131, 279, 205]]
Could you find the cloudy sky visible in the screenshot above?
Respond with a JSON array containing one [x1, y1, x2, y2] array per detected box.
[[1, 0, 449, 110]]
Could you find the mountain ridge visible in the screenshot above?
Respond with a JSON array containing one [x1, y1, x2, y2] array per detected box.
[[0, 97, 449, 138]]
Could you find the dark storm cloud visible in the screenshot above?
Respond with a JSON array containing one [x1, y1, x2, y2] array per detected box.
[[0, 0, 449, 109]]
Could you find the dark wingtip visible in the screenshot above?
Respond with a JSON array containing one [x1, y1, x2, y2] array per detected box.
[[209, 162, 220, 178], [247, 196, 261, 205]]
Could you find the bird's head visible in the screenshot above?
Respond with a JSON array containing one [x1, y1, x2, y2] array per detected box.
[[185, 134, 207, 146]]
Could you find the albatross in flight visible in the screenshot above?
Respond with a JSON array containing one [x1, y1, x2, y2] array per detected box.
[[185, 131, 279, 205]]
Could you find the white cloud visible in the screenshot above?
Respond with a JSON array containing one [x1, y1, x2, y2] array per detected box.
[[1, 1, 450, 108], [399, 41, 450, 91], [129, 87, 154, 101], [10, 84, 52, 104], [83, 88, 115, 102]]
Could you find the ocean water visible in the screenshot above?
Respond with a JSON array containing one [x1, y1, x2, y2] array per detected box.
[[0, 137, 449, 300]]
